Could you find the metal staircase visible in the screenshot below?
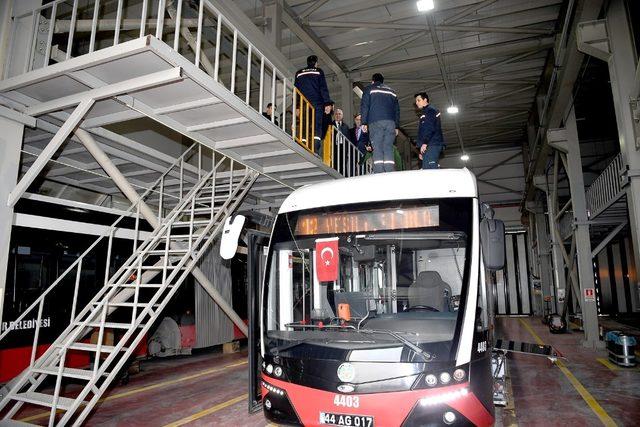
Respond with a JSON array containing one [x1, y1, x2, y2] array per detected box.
[[0, 144, 257, 426], [585, 152, 629, 256], [0, 0, 367, 213]]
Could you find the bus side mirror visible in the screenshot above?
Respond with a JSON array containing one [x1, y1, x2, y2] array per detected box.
[[480, 218, 505, 271], [220, 215, 246, 260]]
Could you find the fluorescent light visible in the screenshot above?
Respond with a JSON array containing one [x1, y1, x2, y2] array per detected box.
[[460, 154, 470, 161], [417, 0, 435, 12], [447, 105, 459, 114]]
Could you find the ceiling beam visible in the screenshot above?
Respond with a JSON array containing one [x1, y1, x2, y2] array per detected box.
[[349, 31, 427, 71], [443, 0, 499, 24], [298, 0, 330, 18], [349, 37, 554, 80], [381, 78, 538, 85], [281, 2, 349, 76], [467, 85, 537, 106], [307, 20, 553, 35]]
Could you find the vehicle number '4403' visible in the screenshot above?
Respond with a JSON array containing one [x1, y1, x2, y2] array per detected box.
[[334, 395, 360, 408], [477, 341, 487, 353]]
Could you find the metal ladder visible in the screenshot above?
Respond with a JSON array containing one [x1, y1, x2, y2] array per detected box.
[[0, 149, 258, 426]]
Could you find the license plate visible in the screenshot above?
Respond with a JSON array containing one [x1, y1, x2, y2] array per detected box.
[[319, 412, 374, 427]]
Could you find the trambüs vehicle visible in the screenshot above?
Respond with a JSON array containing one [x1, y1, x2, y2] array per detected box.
[[258, 169, 506, 427]]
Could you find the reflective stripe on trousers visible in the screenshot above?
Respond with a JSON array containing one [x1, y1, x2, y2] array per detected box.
[[369, 120, 396, 173]]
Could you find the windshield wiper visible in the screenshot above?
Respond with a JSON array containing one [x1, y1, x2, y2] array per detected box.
[[358, 328, 434, 362], [278, 323, 433, 361], [284, 322, 356, 331]]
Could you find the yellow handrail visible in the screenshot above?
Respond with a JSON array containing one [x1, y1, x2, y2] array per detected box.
[[322, 125, 333, 166], [293, 88, 315, 154]]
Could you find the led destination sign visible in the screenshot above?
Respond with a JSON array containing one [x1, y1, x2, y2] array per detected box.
[[295, 205, 439, 236]]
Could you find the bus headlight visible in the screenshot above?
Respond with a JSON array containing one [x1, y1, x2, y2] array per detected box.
[[453, 369, 466, 382], [443, 411, 456, 424], [439, 372, 451, 384], [266, 364, 274, 374], [425, 374, 438, 387], [274, 366, 283, 377]]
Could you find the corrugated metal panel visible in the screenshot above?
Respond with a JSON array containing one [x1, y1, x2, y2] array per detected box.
[[505, 235, 519, 313], [194, 242, 234, 348], [516, 234, 531, 314]]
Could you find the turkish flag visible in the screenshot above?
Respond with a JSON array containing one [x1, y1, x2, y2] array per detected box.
[[315, 237, 339, 282]]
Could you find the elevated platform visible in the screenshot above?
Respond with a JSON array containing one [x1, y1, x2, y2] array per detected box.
[[0, 36, 342, 211]]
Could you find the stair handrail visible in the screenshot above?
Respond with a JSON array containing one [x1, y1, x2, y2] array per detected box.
[[585, 152, 625, 218], [0, 142, 202, 345]]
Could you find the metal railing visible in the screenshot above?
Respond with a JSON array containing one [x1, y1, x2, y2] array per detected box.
[[6, 0, 359, 175], [327, 126, 370, 177], [0, 142, 213, 350], [585, 152, 625, 218], [293, 87, 315, 153]]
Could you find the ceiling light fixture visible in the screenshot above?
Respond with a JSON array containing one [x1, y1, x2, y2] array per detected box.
[[417, 0, 435, 12], [460, 154, 470, 162], [447, 105, 459, 114]]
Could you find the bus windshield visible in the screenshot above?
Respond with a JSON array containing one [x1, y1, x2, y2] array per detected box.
[[262, 198, 473, 363]]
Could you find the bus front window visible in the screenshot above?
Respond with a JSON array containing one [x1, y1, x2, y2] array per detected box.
[[263, 199, 473, 362]]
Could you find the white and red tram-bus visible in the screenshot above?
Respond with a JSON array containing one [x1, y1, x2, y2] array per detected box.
[[259, 169, 505, 426]]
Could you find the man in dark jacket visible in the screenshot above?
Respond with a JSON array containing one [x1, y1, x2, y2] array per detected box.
[[350, 113, 370, 153], [333, 108, 351, 139], [414, 92, 445, 169], [360, 73, 400, 173], [295, 55, 332, 153], [262, 103, 279, 126]]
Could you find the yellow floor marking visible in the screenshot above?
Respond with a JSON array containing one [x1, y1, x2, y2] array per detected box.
[[163, 394, 248, 427], [597, 357, 619, 372], [597, 357, 640, 373], [19, 360, 248, 423], [518, 318, 617, 427]]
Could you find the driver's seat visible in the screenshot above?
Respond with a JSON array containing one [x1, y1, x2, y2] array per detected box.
[[408, 271, 452, 312]]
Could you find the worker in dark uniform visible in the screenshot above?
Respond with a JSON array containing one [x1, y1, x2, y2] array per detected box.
[[295, 55, 332, 154], [414, 92, 445, 169], [360, 73, 400, 173]]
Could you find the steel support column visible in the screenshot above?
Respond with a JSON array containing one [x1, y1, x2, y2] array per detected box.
[[578, 3, 640, 309], [526, 200, 555, 316], [606, 3, 640, 305], [535, 212, 555, 312], [75, 129, 249, 336], [534, 173, 566, 314], [339, 75, 353, 125], [0, 117, 24, 328], [263, 0, 283, 50], [548, 106, 601, 348]]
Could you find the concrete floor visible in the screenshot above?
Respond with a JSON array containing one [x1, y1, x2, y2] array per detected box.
[[9, 316, 640, 426], [496, 316, 640, 427]]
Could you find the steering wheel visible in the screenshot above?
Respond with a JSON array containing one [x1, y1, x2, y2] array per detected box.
[[407, 305, 439, 312]]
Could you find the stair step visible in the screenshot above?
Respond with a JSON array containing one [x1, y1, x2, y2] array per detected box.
[[117, 283, 175, 289], [146, 249, 190, 255], [171, 220, 212, 226], [59, 342, 126, 353], [170, 234, 205, 240], [13, 391, 81, 411], [91, 301, 161, 308], [75, 321, 141, 329], [33, 366, 98, 381], [191, 207, 217, 213], [137, 265, 188, 270]]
